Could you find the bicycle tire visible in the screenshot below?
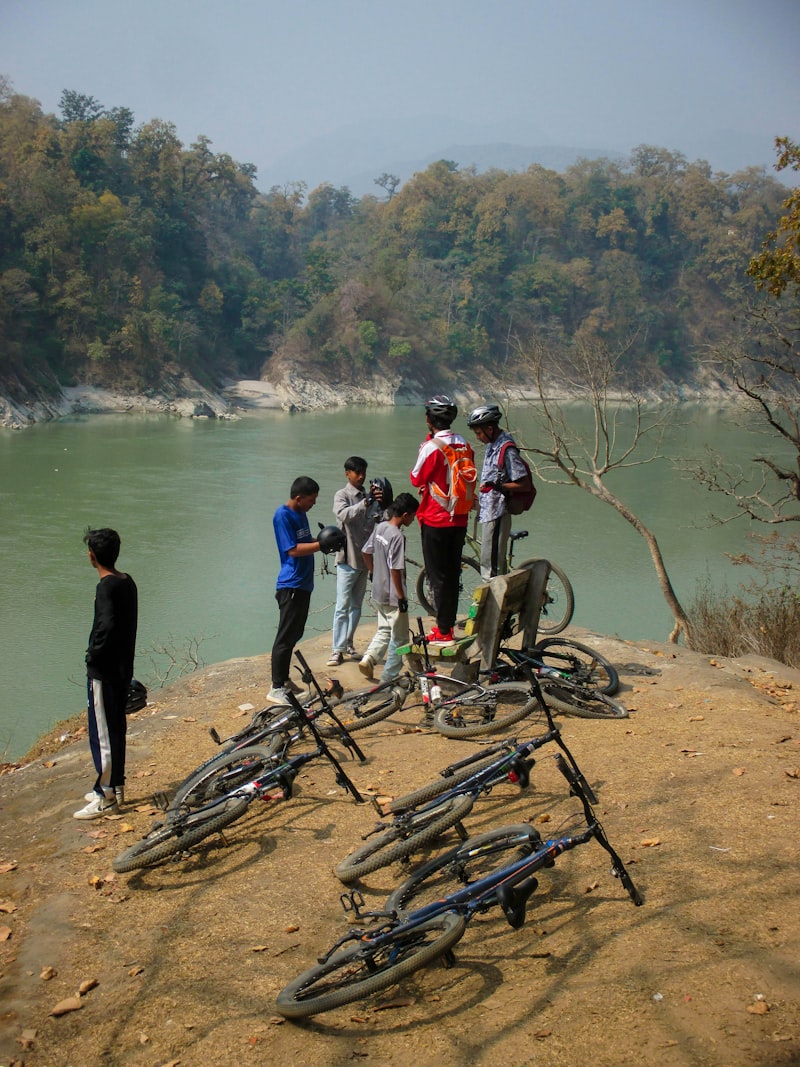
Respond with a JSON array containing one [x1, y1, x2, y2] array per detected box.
[[275, 912, 467, 1019], [433, 682, 537, 739], [335, 793, 475, 884], [317, 683, 405, 737], [387, 752, 512, 814], [517, 558, 574, 636], [167, 744, 279, 815], [416, 555, 482, 620], [533, 637, 620, 695], [112, 796, 248, 873], [386, 823, 542, 914], [542, 683, 629, 719]]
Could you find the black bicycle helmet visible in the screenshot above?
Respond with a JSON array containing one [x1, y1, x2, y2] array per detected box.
[[467, 404, 502, 428], [369, 476, 394, 510], [425, 394, 458, 421], [317, 524, 346, 555]]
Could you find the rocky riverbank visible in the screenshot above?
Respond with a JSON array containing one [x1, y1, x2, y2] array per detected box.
[[0, 366, 737, 429]]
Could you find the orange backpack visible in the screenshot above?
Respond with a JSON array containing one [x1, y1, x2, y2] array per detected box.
[[429, 439, 477, 519]]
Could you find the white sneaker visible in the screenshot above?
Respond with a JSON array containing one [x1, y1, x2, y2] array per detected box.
[[326, 651, 344, 666], [358, 655, 375, 680], [84, 787, 124, 805], [266, 686, 291, 704], [73, 793, 118, 820]]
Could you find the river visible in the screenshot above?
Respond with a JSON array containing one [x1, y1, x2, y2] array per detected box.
[[0, 402, 765, 759]]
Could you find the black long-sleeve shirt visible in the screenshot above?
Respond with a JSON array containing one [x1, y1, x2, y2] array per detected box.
[[85, 573, 138, 683]]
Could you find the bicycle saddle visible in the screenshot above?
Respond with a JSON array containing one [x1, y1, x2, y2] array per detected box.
[[496, 875, 539, 929]]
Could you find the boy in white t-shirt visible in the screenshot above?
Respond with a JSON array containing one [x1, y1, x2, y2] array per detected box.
[[358, 493, 419, 682]]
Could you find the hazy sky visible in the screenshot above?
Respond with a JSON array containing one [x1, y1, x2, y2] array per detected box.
[[2, 0, 798, 187]]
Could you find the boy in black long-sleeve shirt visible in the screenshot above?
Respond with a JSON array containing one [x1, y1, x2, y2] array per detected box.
[[73, 528, 138, 820]]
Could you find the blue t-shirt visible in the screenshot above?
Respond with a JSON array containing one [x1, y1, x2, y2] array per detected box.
[[273, 505, 315, 591]]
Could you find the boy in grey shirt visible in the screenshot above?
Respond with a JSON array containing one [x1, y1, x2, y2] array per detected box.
[[358, 493, 419, 682]]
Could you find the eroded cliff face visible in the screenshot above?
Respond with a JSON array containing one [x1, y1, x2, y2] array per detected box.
[[1, 361, 734, 428]]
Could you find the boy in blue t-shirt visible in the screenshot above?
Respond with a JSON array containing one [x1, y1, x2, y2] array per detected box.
[[268, 476, 322, 703]]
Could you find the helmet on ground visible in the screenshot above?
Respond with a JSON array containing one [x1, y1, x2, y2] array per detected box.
[[317, 524, 346, 555], [425, 394, 458, 421], [467, 404, 502, 429], [369, 476, 394, 510], [126, 679, 148, 714]]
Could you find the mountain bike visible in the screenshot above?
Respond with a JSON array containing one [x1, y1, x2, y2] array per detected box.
[[112, 662, 367, 874], [333, 679, 590, 884], [412, 523, 574, 636], [483, 637, 629, 720], [158, 650, 361, 801], [318, 620, 537, 739], [275, 751, 643, 1019]]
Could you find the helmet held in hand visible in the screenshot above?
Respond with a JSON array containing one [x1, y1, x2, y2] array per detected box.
[[317, 524, 346, 554]]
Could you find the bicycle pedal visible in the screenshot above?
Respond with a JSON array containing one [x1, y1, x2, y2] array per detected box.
[[441, 948, 457, 968], [208, 726, 221, 745], [152, 791, 170, 811]]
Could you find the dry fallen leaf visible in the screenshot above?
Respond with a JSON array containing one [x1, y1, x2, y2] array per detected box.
[[284, 924, 300, 934], [0, 925, 12, 941], [732, 767, 746, 776], [79, 977, 98, 994], [81, 844, 105, 854], [536, 813, 551, 824], [584, 881, 600, 893], [49, 996, 83, 1017], [128, 965, 144, 977], [0, 861, 18, 874], [0, 900, 16, 913], [689, 715, 705, 722], [251, 945, 269, 952], [640, 838, 661, 848], [118, 822, 136, 834], [40, 966, 57, 981], [785, 768, 800, 779], [747, 1001, 769, 1015]]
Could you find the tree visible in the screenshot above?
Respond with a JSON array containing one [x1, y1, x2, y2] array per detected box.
[[696, 138, 800, 528], [59, 90, 104, 125], [375, 172, 400, 200], [513, 336, 693, 643]]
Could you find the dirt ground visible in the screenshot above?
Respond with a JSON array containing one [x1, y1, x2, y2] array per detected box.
[[1, 626, 799, 1067]]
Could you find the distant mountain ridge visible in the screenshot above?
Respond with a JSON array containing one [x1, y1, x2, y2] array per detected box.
[[257, 116, 783, 196]]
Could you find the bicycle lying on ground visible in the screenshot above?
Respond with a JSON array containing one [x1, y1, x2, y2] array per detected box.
[[333, 678, 592, 884], [430, 636, 629, 733], [318, 619, 538, 739], [411, 522, 574, 636], [275, 748, 643, 1019], [112, 656, 367, 873]]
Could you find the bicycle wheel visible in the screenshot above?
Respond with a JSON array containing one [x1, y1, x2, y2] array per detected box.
[[534, 637, 620, 695], [317, 683, 406, 737], [275, 912, 467, 1020], [517, 558, 574, 636], [541, 682, 629, 719], [167, 745, 279, 815], [386, 823, 542, 914], [335, 793, 474, 884], [416, 556, 483, 620], [387, 751, 512, 814], [433, 682, 537, 739], [112, 796, 248, 873]]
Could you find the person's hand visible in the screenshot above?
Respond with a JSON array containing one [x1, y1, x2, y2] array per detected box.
[[397, 597, 408, 614]]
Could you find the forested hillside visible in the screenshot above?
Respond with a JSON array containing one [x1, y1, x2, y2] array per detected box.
[[0, 77, 789, 402]]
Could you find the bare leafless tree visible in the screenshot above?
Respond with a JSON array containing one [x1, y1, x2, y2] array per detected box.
[[509, 336, 693, 644]]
